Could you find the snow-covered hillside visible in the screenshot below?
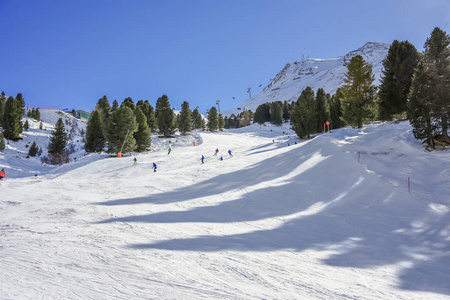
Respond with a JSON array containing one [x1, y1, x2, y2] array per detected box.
[[224, 42, 390, 116], [1, 118, 449, 299], [0, 110, 87, 178]]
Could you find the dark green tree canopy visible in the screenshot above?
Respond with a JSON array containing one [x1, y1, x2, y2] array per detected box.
[[178, 101, 192, 135], [155, 95, 175, 137], [316, 88, 329, 132], [191, 108, 203, 129], [121, 97, 136, 111], [133, 106, 151, 152], [107, 106, 137, 153], [291, 87, 316, 139], [378, 40, 419, 120], [2, 96, 23, 140], [270, 102, 283, 126], [341, 55, 376, 128], [48, 118, 67, 154], [85, 110, 105, 153], [207, 106, 219, 132], [253, 103, 271, 124]]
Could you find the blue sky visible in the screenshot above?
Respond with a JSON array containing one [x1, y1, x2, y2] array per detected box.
[[1, 0, 449, 114]]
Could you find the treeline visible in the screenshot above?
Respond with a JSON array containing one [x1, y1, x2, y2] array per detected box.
[[251, 27, 449, 148], [85, 95, 216, 154]]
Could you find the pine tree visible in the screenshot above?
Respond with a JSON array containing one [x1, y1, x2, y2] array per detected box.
[[2, 96, 22, 140], [218, 113, 225, 131], [96, 95, 112, 122], [191, 108, 202, 129], [207, 106, 219, 132], [0, 132, 5, 151], [121, 97, 136, 111], [253, 103, 271, 124], [316, 88, 329, 132], [155, 95, 175, 137], [31, 108, 41, 121], [270, 102, 283, 126], [178, 101, 192, 135], [107, 106, 137, 153], [291, 87, 316, 139], [133, 106, 151, 152], [24, 120, 29, 131], [282, 101, 291, 122], [408, 59, 435, 141], [0, 91, 6, 128], [15, 93, 26, 117], [424, 27, 450, 143], [329, 88, 344, 129], [378, 40, 419, 120], [341, 55, 376, 128], [28, 141, 38, 157], [95, 96, 111, 144], [147, 103, 157, 132], [239, 110, 253, 127], [111, 100, 119, 112], [230, 114, 238, 128], [48, 118, 67, 155], [84, 110, 105, 153]]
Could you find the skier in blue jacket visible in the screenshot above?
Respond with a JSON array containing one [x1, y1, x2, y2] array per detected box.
[[228, 149, 233, 158], [152, 162, 157, 172], [201, 155, 205, 164]]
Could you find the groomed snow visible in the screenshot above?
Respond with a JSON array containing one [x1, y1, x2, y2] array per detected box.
[[1, 111, 449, 299]]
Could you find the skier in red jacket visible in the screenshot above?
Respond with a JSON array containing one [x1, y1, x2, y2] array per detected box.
[[0, 168, 6, 181]]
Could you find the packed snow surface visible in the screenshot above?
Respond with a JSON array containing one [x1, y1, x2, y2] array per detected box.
[[1, 111, 449, 299]]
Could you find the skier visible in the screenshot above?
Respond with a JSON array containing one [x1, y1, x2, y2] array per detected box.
[[228, 149, 233, 157], [133, 158, 137, 165], [0, 168, 6, 181], [219, 156, 223, 161], [214, 148, 219, 156], [201, 155, 205, 164], [168, 147, 172, 155], [152, 162, 157, 172]]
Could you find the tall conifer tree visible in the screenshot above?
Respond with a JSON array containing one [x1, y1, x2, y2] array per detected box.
[[341, 55, 376, 128], [48, 118, 67, 154], [178, 101, 192, 135], [133, 106, 151, 152], [424, 27, 450, 142], [191, 108, 202, 129], [207, 106, 219, 132], [155, 95, 175, 137], [316, 88, 329, 132], [270, 102, 283, 126], [408, 59, 435, 141], [85, 110, 105, 153], [2, 96, 22, 140], [107, 106, 137, 153], [292, 87, 316, 139], [378, 40, 419, 120]]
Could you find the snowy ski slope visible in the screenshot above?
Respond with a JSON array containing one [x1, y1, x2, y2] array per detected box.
[[0, 111, 449, 299]]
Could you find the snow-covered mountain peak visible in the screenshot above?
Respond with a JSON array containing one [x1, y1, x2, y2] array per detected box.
[[224, 42, 390, 116]]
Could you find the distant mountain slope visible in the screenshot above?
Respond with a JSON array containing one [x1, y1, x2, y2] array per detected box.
[[224, 42, 389, 116]]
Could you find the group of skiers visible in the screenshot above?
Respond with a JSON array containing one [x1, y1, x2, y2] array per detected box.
[[132, 147, 234, 170], [201, 148, 232, 164]]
